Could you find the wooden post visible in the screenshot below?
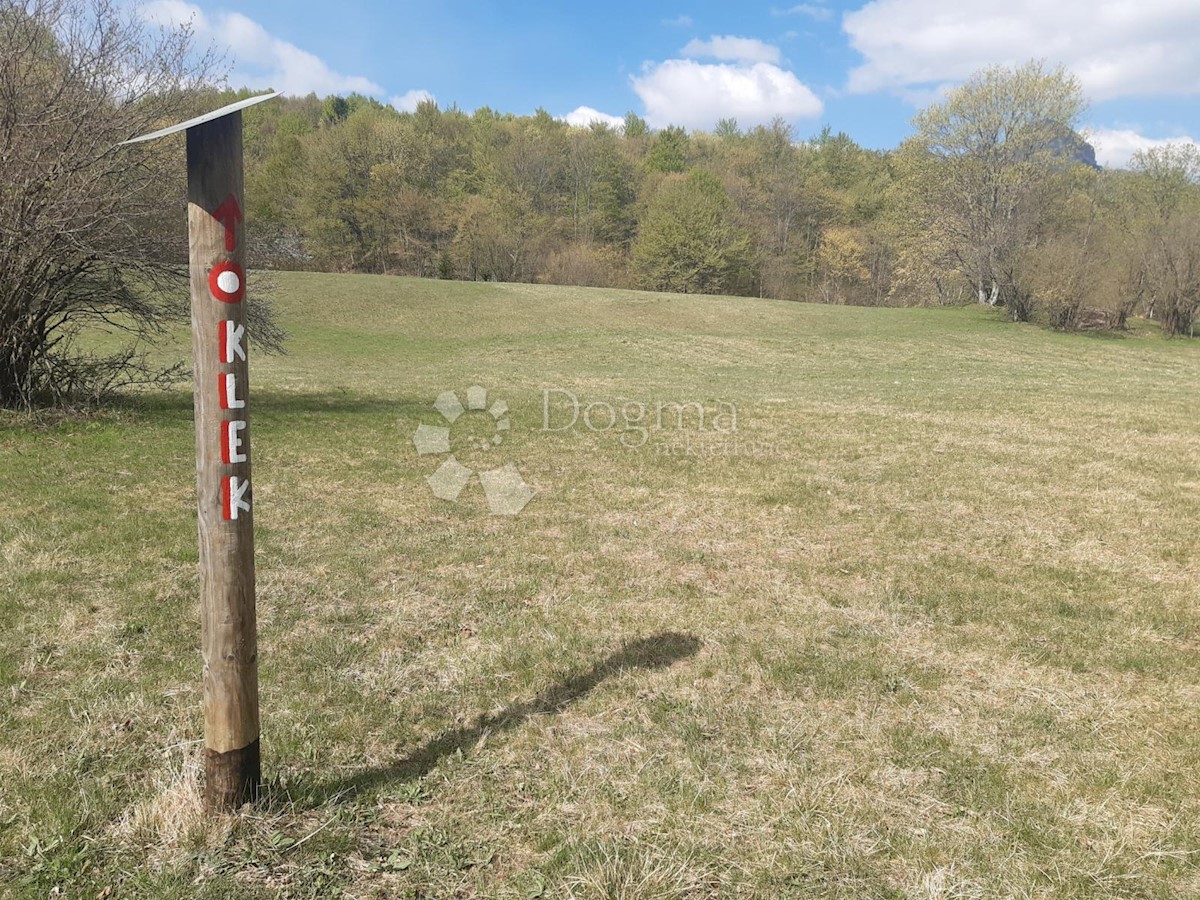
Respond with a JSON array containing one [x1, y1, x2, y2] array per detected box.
[[122, 91, 276, 813], [186, 111, 260, 809]]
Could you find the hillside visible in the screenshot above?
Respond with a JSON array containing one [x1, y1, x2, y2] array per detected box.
[[3, 273, 1200, 897]]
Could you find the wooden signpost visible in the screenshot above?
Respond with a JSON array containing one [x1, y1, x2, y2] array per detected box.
[[124, 91, 279, 810]]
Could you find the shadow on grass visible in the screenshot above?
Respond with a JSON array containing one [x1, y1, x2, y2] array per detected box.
[[305, 631, 701, 804]]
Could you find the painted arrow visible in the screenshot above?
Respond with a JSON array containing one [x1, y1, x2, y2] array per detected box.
[[211, 195, 243, 251]]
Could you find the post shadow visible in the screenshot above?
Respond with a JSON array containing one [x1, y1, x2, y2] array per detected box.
[[314, 631, 701, 800]]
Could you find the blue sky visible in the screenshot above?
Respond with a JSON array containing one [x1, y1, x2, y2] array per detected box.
[[140, 0, 1200, 167]]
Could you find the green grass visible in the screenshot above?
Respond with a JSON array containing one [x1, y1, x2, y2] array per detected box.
[[2, 272, 1200, 898]]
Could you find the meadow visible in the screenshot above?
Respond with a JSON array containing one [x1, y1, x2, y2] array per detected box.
[[2, 272, 1199, 898]]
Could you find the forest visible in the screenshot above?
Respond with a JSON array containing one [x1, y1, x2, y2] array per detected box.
[[3, 0, 1197, 410], [228, 63, 1200, 336]]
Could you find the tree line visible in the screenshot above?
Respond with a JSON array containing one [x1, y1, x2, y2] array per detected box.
[[2, 0, 1197, 410], [233, 62, 1200, 336]]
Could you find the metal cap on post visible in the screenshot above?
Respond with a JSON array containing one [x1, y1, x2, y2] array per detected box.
[[125, 91, 279, 810]]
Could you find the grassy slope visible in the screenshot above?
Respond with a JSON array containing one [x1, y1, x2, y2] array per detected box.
[[2, 272, 1200, 898]]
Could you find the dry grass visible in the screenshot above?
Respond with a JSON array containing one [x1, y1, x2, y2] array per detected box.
[[1, 273, 1199, 898], [111, 743, 233, 866]]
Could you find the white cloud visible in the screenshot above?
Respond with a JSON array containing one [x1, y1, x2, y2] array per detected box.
[[663, 14, 693, 27], [843, 0, 1200, 101], [631, 59, 823, 130], [562, 106, 625, 129], [1086, 127, 1200, 169], [681, 35, 781, 65], [139, 0, 383, 97], [391, 89, 435, 112], [139, 0, 197, 27], [775, 4, 834, 22]]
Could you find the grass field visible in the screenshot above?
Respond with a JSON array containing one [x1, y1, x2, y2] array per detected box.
[[3, 272, 1200, 898]]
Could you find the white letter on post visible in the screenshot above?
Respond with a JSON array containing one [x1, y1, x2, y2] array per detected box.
[[219, 320, 246, 364], [222, 476, 251, 520], [219, 372, 246, 410], [221, 420, 248, 464]]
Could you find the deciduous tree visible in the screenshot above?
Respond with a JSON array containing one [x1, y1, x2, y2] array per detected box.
[[0, 0, 282, 408], [632, 170, 753, 294], [896, 62, 1088, 320], [1130, 144, 1200, 336]]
